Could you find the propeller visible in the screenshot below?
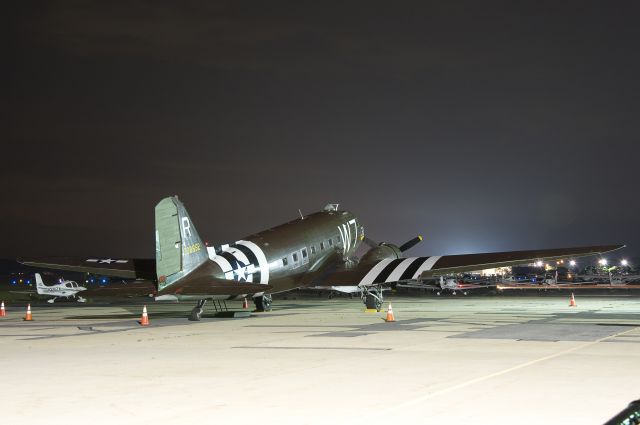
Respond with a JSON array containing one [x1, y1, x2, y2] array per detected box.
[[363, 235, 423, 252], [399, 235, 423, 252]]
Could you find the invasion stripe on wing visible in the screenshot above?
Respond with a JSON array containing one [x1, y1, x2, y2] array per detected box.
[[410, 256, 442, 279], [359, 256, 444, 286], [399, 257, 429, 281], [373, 258, 405, 284], [358, 259, 393, 286], [386, 257, 420, 282]]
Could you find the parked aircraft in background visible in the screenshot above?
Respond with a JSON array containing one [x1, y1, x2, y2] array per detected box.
[[20, 196, 624, 320], [399, 276, 496, 295], [35, 273, 87, 303]]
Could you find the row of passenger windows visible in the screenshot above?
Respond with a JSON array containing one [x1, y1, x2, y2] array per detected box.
[[282, 238, 336, 266]]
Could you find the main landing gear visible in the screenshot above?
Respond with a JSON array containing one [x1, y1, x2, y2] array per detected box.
[[254, 294, 272, 312], [361, 285, 383, 311], [189, 299, 207, 321]]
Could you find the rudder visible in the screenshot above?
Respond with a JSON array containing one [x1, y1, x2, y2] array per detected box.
[[155, 196, 208, 291]]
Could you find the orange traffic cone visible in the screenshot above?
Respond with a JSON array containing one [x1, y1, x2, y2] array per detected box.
[[139, 305, 150, 326], [569, 293, 577, 307], [0, 301, 6, 317], [24, 304, 33, 321], [242, 298, 249, 309], [385, 303, 396, 322]]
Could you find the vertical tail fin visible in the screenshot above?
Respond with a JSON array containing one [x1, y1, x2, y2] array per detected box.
[[35, 273, 45, 294], [155, 196, 209, 291]]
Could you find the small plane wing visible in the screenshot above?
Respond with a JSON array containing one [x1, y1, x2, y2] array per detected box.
[[322, 244, 624, 287], [18, 257, 156, 280], [398, 281, 495, 290]]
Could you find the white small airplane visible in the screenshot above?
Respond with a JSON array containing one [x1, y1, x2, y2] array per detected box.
[[35, 273, 87, 303], [398, 276, 495, 295]]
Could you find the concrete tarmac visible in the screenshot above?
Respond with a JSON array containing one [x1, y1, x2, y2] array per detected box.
[[1, 295, 639, 425]]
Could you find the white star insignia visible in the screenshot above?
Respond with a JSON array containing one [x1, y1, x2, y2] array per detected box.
[[235, 266, 247, 281]]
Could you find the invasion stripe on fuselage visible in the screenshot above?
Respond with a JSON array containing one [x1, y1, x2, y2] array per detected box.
[[219, 252, 239, 270], [373, 258, 405, 284], [212, 255, 233, 273], [230, 244, 262, 283], [235, 240, 270, 284]]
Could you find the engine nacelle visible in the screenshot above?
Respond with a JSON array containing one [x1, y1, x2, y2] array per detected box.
[[360, 243, 403, 264]]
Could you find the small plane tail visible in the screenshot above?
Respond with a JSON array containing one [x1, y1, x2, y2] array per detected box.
[[35, 273, 46, 294], [155, 196, 209, 291]]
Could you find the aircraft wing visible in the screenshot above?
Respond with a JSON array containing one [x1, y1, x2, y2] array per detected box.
[[321, 244, 624, 287], [18, 257, 156, 280]]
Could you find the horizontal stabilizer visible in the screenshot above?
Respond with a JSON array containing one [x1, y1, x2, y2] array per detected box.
[[18, 257, 156, 280]]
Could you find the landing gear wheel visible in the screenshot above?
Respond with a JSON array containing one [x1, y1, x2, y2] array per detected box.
[[452, 292, 457, 296], [189, 307, 203, 321], [436, 292, 441, 296], [365, 294, 382, 312], [463, 291, 468, 296], [189, 299, 207, 321], [254, 294, 272, 312]]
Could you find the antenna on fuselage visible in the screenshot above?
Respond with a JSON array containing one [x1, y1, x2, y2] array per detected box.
[[298, 209, 304, 220]]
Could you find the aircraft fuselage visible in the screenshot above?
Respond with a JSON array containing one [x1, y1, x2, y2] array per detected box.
[[161, 208, 363, 299]]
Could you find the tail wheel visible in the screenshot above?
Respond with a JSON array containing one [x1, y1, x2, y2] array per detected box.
[[189, 307, 203, 321]]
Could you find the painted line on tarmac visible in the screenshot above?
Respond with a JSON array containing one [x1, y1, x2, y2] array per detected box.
[[233, 346, 391, 351], [364, 325, 639, 421]]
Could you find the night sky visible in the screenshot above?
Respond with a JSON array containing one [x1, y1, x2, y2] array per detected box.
[[4, 1, 639, 260]]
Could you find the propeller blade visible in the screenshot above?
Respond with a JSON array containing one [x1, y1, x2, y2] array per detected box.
[[399, 235, 423, 252]]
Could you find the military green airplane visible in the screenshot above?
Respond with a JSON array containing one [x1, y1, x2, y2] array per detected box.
[[20, 196, 623, 320]]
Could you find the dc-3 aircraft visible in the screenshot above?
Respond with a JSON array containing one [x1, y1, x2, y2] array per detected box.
[[20, 196, 623, 320]]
